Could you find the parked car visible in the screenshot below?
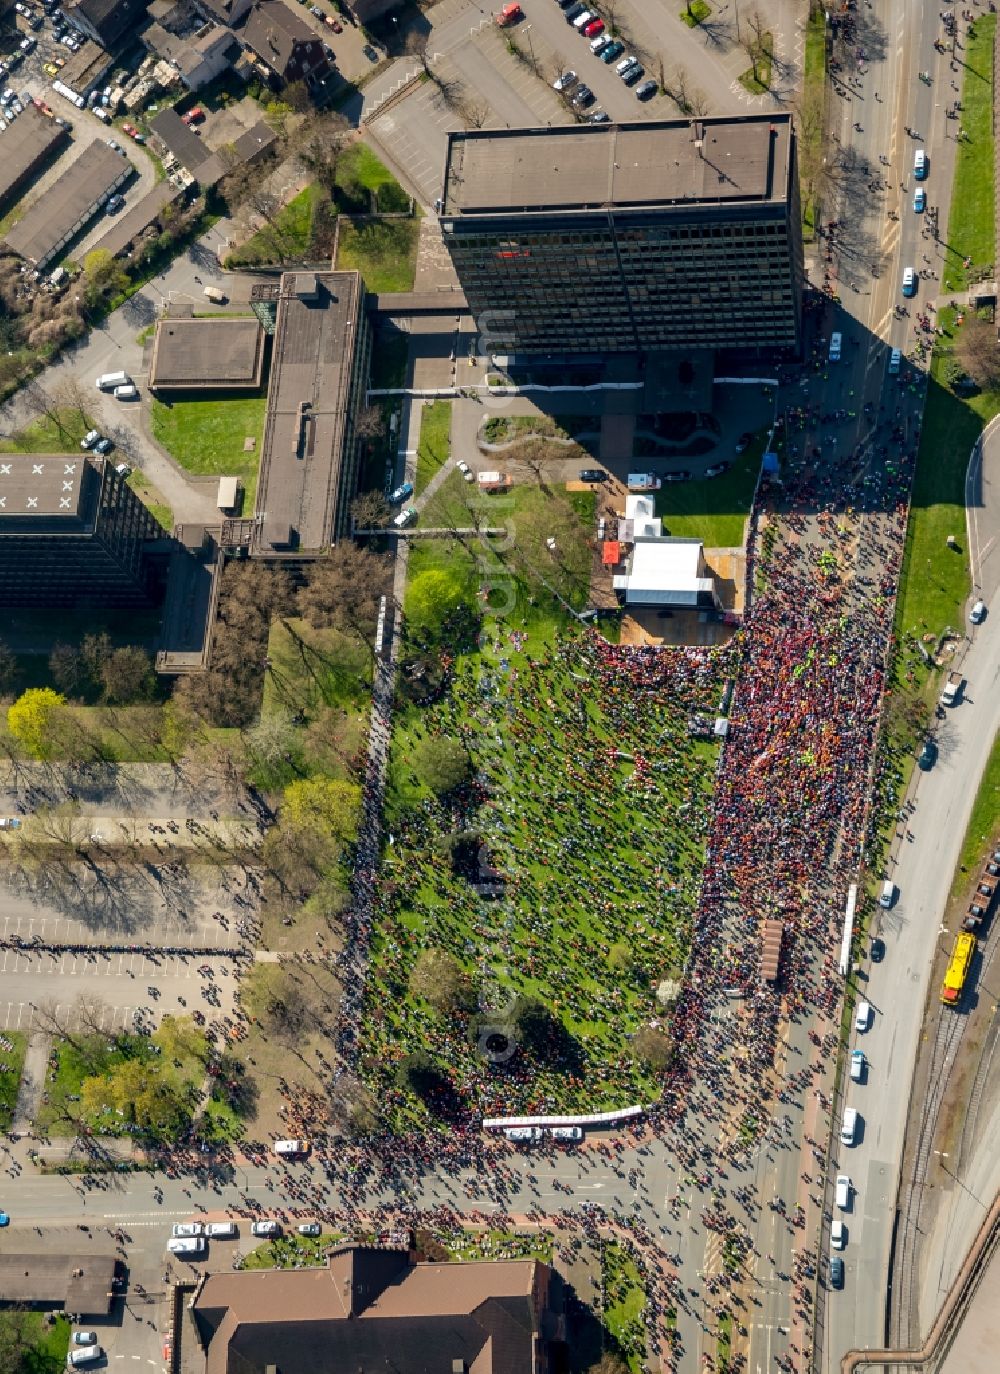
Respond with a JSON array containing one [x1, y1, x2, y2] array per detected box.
[[970, 598, 986, 623], [590, 33, 610, 53], [393, 507, 416, 529], [93, 437, 114, 454], [553, 69, 577, 90], [635, 78, 657, 99], [600, 39, 624, 62], [850, 1049, 865, 1082], [0, 1211, 8, 1226], [917, 737, 937, 771], [456, 460, 473, 481], [579, 468, 606, 482], [571, 83, 594, 106], [389, 480, 414, 504], [704, 462, 731, 478], [80, 429, 100, 450], [172, 1222, 204, 1238], [588, 108, 610, 121], [661, 469, 691, 482], [829, 1256, 844, 1289], [106, 137, 123, 152], [582, 17, 604, 36], [72, 1335, 97, 1348], [297, 1222, 321, 1236], [622, 62, 644, 84], [615, 53, 637, 74], [572, 10, 595, 28], [735, 431, 753, 452], [250, 1220, 280, 1237]]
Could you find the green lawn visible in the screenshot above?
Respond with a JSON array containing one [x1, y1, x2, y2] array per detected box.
[[336, 144, 412, 214], [0, 1314, 71, 1374], [680, 0, 710, 24], [738, 32, 773, 94], [800, 9, 827, 240], [336, 217, 419, 293], [241, 1231, 343, 1269], [941, 14, 996, 292], [655, 442, 762, 546], [127, 470, 173, 531], [151, 395, 266, 510], [0, 1032, 26, 1131], [365, 485, 728, 1123], [414, 400, 452, 495], [603, 1242, 648, 1372], [226, 184, 324, 267], [952, 726, 1000, 893], [0, 410, 90, 452]]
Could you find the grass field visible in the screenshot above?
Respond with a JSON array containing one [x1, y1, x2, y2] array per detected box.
[[603, 1242, 648, 1371], [655, 442, 762, 546], [0, 410, 90, 452], [941, 14, 996, 292], [127, 470, 173, 531], [952, 727, 1000, 892], [0, 1032, 26, 1130], [414, 400, 452, 495], [0, 1314, 71, 1374], [800, 9, 828, 240], [241, 1230, 344, 1269], [336, 217, 419, 293], [226, 184, 324, 266], [364, 483, 729, 1123], [151, 395, 266, 510], [336, 145, 411, 214]]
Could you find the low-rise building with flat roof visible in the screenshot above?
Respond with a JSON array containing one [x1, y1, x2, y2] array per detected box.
[[0, 105, 71, 215], [441, 115, 803, 356], [58, 38, 114, 94], [87, 179, 183, 260], [149, 316, 266, 392], [0, 1253, 116, 1315], [0, 454, 163, 606], [4, 139, 133, 268], [250, 270, 369, 553]]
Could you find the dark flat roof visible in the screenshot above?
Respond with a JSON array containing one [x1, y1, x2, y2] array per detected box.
[[253, 271, 361, 552], [88, 179, 181, 259], [149, 317, 266, 390], [442, 115, 794, 216], [0, 1253, 116, 1314], [150, 107, 210, 171], [0, 107, 70, 211], [4, 140, 131, 264]]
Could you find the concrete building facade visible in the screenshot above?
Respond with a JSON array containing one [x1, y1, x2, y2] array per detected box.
[[440, 116, 804, 357]]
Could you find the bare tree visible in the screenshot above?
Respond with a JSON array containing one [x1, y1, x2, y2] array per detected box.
[[351, 488, 391, 530]]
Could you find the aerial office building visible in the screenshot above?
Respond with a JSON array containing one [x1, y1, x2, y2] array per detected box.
[[0, 454, 162, 606], [440, 115, 804, 356]]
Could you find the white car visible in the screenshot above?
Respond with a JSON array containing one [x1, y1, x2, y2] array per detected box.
[[297, 1222, 321, 1236], [552, 70, 577, 91], [854, 1000, 871, 1033], [502, 1126, 543, 1143], [456, 460, 473, 481], [970, 599, 986, 623], [167, 1237, 205, 1256], [830, 1220, 846, 1249], [171, 1222, 203, 1238], [251, 1219, 281, 1237], [835, 1174, 852, 1210], [550, 1126, 583, 1141], [850, 1049, 865, 1082], [616, 54, 638, 74], [80, 429, 100, 450]]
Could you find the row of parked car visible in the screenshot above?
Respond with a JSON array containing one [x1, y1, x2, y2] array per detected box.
[[167, 1217, 322, 1254], [552, 0, 658, 104]]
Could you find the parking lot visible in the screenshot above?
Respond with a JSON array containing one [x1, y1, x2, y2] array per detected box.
[[0, 3, 158, 259]]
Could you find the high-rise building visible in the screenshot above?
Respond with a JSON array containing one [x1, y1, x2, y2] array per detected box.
[[440, 115, 803, 356], [0, 454, 162, 606]]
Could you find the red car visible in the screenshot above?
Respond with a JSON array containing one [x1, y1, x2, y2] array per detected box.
[[122, 122, 139, 137], [583, 17, 605, 36]]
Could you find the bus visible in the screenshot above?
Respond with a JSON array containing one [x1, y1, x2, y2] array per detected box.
[[940, 931, 976, 1006]]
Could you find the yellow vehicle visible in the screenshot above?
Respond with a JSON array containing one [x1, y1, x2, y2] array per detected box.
[[44, 62, 58, 75], [940, 931, 976, 1006]]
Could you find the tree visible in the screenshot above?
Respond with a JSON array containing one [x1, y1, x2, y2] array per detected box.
[[81, 631, 112, 682], [355, 405, 386, 440], [153, 1014, 209, 1067], [0, 640, 18, 697], [351, 489, 391, 530], [243, 709, 300, 772], [82, 1058, 192, 1140], [413, 735, 471, 795], [633, 1023, 672, 1070], [281, 776, 360, 843], [297, 543, 392, 648], [956, 316, 1000, 391], [7, 688, 66, 759], [100, 645, 154, 703], [405, 567, 468, 638], [409, 947, 469, 1013], [49, 642, 85, 697]]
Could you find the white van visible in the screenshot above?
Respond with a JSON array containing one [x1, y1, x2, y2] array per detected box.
[[914, 148, 927, 179], [203, 285, 226, 303], [68, 1348, 103, 1367], [828, 332, 842, 363], [206, 1220, 238, 1238], [855, 1000, 872, 1033], [167, 1237, 205, 1255], [96, 370, 129, 390], [550, 1126, 583, 1141], [830, 1220, 845, 1249], [113, 383, 138, 400], [503, 1126, 543, 1143], [835, 1174, 852, 1210], [273, 1138, 310, 1157], [840, 1106, 858, 1146], [888, 348, 901, 375], [879, 880, 895, 909]]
